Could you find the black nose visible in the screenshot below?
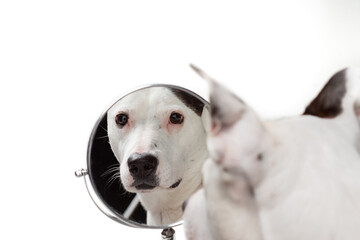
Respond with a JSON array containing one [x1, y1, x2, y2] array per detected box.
[[127, 153, 159, 179]]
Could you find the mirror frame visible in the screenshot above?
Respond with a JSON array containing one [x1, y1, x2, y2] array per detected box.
[[78, 83, 209, 229]]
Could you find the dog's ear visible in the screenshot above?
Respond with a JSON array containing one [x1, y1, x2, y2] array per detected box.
[[190, 64, 268, 186], [190, 64, 257, 133], [304, 68, 360, 124], [304, 69, 347, 118]]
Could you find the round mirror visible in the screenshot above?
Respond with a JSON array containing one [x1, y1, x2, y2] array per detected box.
[[81, 84, 209, 228]]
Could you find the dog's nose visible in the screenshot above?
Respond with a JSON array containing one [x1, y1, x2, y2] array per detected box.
[[127, 153, 158, 179]]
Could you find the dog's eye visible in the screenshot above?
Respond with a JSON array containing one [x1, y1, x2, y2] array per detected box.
[[115, 113, 129, 127], [169, 112, 184, 124]]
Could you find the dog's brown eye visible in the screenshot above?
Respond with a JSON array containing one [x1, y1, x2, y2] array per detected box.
[[170, 112, 184, 124], [115, 113, 128, 127]]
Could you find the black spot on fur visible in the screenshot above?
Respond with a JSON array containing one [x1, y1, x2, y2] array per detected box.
[[182, 200, 188, 212], [304, 69, 347, 118], [249, 185, 255, 197], [170, 88, 205, 116], [210, 98, 220, 119], [169, 179, 182, 189], [210, 94, 245, 130]]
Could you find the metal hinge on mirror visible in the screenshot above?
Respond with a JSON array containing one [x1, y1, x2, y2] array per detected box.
[[75, 168, 88, 177], [161, 228, 175, 240], [75, 167, 176, 239]]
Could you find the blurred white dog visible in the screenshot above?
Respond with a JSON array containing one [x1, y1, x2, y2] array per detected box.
[[107, 87, 209, 225], [183, 66, 360, 240]]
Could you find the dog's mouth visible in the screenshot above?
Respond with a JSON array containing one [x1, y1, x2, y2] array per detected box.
[[135, 183, 157, 190], [131, 177, 158, 191], [130, 178, 182, 191], [169, 179, 182, 189]]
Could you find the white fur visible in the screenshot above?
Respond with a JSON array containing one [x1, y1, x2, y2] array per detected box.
[[107, 87, 208, 225], [184, 67, 360, 239]]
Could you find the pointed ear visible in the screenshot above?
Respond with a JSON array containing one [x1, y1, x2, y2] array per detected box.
[[304, 69, 347, 118], [190, 64, 248, 133], [190, 65, 268, 186]]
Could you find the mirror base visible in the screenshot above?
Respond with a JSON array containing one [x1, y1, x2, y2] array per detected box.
[[161, 228, 175, 240]]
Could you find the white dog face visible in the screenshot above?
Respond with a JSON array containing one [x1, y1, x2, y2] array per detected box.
[[107, 87, 208, 194]]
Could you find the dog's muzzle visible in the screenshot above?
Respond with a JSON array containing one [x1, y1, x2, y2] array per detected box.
[[128, 153, 159, 190]]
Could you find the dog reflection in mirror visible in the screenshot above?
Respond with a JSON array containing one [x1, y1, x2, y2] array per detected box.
[[183, 66, 360, 240], [107, 86, 209, 225]]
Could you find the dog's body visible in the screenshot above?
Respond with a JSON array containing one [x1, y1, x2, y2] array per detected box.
[[107, 87, 208, 225], [183, 66, 360, 240]]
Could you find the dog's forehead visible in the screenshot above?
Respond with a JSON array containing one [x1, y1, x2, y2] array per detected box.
[[108, 87, 194, 115], [108, 88, 149, 115], [108, 87, 204, 116]]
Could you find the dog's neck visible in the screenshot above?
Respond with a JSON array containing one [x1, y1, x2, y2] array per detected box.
[[140, 173, 202, 226]]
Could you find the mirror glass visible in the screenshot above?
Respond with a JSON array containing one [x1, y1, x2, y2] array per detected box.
[[87, 85, 209, 227]]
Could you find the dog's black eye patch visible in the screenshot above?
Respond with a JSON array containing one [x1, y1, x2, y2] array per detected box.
[[169, 112, 184, 124], [169, 88, 205, 116], [115, 113, 129, 127]]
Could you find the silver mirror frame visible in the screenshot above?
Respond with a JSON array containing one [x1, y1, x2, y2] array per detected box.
[[76, 83, 209, 230]]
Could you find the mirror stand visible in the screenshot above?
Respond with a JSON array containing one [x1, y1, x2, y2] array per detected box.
[[161, 228, 175, 240], [75, 169, 176, 240]]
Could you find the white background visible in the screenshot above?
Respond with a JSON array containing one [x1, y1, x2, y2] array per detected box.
[[1, 1, 360, 239]]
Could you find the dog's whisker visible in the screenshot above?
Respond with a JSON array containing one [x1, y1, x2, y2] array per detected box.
[[120, 189, 133, 197], [104, 163, 120, 169], [96, 135, 109, 139], [107, 163, 120, 168], [99, 125, 108, 133], [102, 166, 119, 175], [105, 172, 121, 189], [102, 169, 120, 179], [101, 164, 120, 177], [105, 165, 119, 171]]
